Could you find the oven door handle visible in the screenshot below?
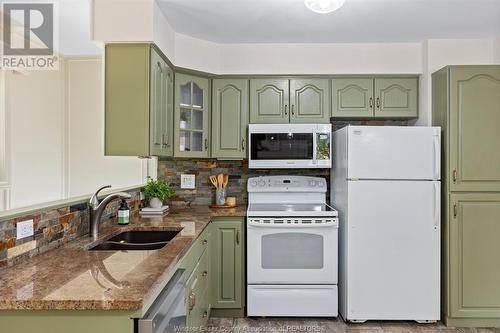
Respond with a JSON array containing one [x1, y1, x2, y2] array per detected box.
[[247, 221, 338, 228]]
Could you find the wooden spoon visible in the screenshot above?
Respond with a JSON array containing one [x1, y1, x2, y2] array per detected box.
[[217, 174, 224, 189], [223, 175, 229, 188]]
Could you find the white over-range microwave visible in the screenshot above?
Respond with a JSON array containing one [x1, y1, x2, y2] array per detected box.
[[248, 123, 332, 169]]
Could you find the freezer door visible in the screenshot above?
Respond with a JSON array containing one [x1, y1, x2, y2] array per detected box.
[[345, 180, 440, 321], [347, 126, 440, 180]]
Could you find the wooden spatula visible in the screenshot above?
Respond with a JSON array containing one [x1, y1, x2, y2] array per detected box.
[[209, 175, 219, 189]]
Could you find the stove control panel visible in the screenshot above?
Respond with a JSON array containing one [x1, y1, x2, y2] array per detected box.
[[247, 176, 326, 192]]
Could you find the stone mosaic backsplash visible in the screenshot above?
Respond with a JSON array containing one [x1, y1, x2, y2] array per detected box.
[[158, 159, 331, 206], [0, 189, 142, 270]]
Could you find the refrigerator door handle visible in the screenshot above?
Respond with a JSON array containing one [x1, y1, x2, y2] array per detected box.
[[433, 182, 440, 231], [433, 134, 440, 180]]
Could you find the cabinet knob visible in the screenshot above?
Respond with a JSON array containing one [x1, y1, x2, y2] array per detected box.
[[202, 239, 208, 245], [203, 311, 208, 318], [202, 270, 208, 277]]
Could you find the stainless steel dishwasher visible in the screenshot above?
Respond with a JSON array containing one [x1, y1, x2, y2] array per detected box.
[[137, 269, 187, 333]]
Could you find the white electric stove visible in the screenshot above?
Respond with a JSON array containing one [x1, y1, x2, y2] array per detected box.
[[246, 176, 339, 317]]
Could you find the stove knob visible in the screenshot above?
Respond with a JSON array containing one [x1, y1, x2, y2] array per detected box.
[[250, 180, 258, 187], [257, 180, 266, 187]]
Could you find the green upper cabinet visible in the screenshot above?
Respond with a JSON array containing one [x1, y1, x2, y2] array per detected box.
[[250, 78, 330, 123], [250, 79, 289, 123], [331, 76, 418, 119], [150, 49, 174, 157], [174, 73, 211, 158], [105, 44, 174, 157], [331, 78, 374, 118], [374, 77, 418, 118], [212, 79, 249, 159], [210, 218, 245, 310], [289, 79, 330, 123], [449, 192, 500, 319], [448, 66, 500, 192]]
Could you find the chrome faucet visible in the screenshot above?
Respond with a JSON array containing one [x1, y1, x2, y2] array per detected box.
[[89, 185, 131, 241]]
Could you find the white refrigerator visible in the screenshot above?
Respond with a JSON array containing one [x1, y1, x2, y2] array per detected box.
[[331, 126, 441, 323]]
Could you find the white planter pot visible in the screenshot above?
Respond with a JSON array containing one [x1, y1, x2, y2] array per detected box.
[[149, 197, 163, 209]]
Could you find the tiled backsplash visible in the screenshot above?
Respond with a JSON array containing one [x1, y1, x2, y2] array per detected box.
[[158, 159, 330, 206], [0, 189, 142, 270]]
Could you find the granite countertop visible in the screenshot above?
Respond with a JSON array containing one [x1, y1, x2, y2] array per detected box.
[[0, 205, 246, 311]]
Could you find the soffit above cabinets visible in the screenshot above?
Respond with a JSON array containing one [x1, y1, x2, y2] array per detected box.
[[157, 0, 500, 43]]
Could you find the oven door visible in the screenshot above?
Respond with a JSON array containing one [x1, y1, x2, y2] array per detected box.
[[247, 217, 338, 284]]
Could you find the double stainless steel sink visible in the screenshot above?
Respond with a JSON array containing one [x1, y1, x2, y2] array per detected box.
[[89, 230, 180, 251]]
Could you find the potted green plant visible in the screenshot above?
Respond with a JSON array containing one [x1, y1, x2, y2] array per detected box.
[[142, 178, 175, 209]]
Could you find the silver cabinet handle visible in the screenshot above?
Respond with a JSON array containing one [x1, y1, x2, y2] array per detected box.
[[376, 97, 380, 109], [284, 105, 288, 117], [162, 133, 169, 147], [188, 291, 196, 312], [204, 138, 208, 151], [203, 311, 208, 318], [241, 138, 245, 151], [369, 97, 373, 109], [291, 105, 295, 117]]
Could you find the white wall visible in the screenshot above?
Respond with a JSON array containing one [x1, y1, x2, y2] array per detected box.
[[6, 69, 65, 208], [219, 42, 422, 75], [0, 70, 10, 210], [494, 38, 500, 62], [65, 57, 146, 196], [92, 0, 154, 43]]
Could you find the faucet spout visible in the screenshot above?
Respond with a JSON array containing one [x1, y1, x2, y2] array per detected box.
[[89, 187, 132, 241]]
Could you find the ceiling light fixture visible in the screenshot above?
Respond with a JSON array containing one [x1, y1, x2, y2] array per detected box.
[[304, 0, 346, 14]]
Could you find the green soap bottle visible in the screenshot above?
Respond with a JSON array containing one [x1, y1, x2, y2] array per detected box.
[[118, 199, 130, 225]]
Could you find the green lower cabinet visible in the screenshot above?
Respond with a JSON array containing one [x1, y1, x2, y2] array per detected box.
[[445, 192, 500, 326], [209, 218, 245, 316], [212, 79, 249, 159], [374, 77, 418, 118]]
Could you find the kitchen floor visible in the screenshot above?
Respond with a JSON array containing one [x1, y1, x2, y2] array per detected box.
[[207, 317, 500, 332]]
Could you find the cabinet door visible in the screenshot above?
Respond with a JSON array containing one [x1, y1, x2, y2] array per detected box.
[[149, 50, 173, 157], [289, 78, 330, 123], [250, 79, 289, 123], [174, 73, 210, 158], [331, 78, 374, 118], [210, 219, 245, 309], [449, 193, 500, 318], [105, 44, 150, 156], [374, 77, 418, 118], [212, 79, 249, 159], [449, 67, 500, 192]]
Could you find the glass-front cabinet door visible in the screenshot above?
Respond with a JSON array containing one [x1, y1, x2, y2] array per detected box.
[[174, 73, 210, 157]]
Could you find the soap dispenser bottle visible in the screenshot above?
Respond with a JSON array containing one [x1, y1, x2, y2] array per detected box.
[[118, 199, 130, 225]]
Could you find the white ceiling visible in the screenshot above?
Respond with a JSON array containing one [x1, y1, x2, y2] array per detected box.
[[158, 0, 500, 43]]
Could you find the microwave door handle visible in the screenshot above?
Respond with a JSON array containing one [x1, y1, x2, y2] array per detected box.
[[312, 130, 317, 164]]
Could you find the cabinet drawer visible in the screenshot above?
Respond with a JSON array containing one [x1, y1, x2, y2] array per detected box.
[[186, 245, 210, 329], [180, 227, 210, 275]]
